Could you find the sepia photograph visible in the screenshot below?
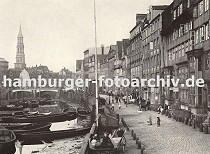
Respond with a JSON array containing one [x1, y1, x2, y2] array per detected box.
[[0, 0, 210, 153]]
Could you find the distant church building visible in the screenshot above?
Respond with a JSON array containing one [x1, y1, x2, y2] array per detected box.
[[14, 25, 26, 69]]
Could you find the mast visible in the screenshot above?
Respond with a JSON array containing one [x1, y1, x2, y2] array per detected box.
[[94, 0, 99, 126]]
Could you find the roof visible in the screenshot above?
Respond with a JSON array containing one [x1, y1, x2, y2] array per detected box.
[[151, 5, 169, 10], [18, 25, 23, 37], [0, 58, 9, 63]]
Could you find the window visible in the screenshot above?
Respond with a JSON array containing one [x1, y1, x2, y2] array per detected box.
[[150, 42, 154, 50], [180, 24, 185, 35], [182, 44, 185, 57], [195, 29, 199, 44], [180, 3, 183, 15], [206, 52, 210, 70], [189, 21, 193, 30], [198, 1, 204, 16], [200, 26, 205, 42], [187, 0, 190, 8], [193, 6, 198, 18], [173, 10, 177, 20], [206, 22, 209, 40], [204, 0, 209, 12], [190, 87, 195, 105]]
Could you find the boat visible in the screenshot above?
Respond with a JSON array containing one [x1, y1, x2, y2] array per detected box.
[[0, 105, 24, 111], [28, 111, 39, 115], [77, 107, 91, 115], [88, 129, 126, 153], [13, 123, 51, 135], [39, 112, 51, 115], [0, 128, 16, 154], [0, 111, 26, 116], [1, 111, 77, 123], [0, 123, 32, 130], [17, 126, 91, 144]]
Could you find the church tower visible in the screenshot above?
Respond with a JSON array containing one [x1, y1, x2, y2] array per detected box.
[[14, 24, 26, 69]]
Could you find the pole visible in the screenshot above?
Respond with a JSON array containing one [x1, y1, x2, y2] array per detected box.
[[94, 0, 99, 126]]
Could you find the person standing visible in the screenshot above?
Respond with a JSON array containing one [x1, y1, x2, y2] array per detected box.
[[157, 117, 160, 127], [115, 94, 118, 104], [147, 116, 152, 125], [111, 102, 115, 111]]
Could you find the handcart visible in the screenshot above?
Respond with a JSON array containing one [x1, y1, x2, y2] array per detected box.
[[89, 129, 126, 154]]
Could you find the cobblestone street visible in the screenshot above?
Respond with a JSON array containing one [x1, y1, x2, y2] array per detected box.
[[101, 95, 210, 154]]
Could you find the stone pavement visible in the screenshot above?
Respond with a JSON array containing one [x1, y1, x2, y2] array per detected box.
[[100, 94, 210, 154]]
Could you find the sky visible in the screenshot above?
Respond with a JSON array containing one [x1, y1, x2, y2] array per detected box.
[[0, 0, 172, 72]]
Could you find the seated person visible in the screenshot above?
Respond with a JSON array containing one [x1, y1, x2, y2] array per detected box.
[[90, 134, 99, 147], [101, 133, 112, 146], [116, 128, 124, 137]]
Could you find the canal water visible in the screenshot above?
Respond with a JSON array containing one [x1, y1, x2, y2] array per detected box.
[[14, 117, 90, 154]]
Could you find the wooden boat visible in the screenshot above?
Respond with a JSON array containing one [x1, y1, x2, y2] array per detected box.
[[0, 128, 16, 154], [78, 113, 90, 118], [77, 107, 91, 115], [0, 123, 32, 130], [0, 111, 26, 116], [0, 105, 24, 111], [17, 126, 91, 144], [2, 111, 77, 123], [88, 129, 126, 153], [39, 112, 51, 115], [13, 123, 51, 134]]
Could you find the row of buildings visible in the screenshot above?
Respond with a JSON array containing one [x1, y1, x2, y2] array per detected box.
[[76, 0, 210, 118]]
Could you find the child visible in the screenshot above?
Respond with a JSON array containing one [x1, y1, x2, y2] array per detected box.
[[147, 116, 152, 125]]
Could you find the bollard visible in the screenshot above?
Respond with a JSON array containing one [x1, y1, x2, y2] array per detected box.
[[137, 140, 141, 149], [133, 133, 136, 140], [199, 124, 203, 132], [165, 110, 168, 116], [168, 113, 171, 118], [131, 129, 134, 137], [141, 145, 145, 154], [136, 137, 139, 144], [204, 125, 208, 134]]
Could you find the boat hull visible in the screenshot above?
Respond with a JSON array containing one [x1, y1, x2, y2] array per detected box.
[[13, 123, 51, 135], [0, 123, 32, 130], [2, 112, 77, 123], [17, 127, 91, 144], [0, 129, 16, 154]]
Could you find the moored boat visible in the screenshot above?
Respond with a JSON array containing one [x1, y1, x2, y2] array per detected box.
[[17, 126, 91, 144], [0, 123, 32, 130], [0, 128, 16, 154], [0, 105, 24, 111], [13, 123, 51, 135], [2, 111, 77, 123], [77, 107, 91, 115]]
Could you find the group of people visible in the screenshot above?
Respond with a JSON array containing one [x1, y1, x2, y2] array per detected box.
[[147, 116, 161, 127], [109, 91, 124, 111], [90, 128, 125, 148]]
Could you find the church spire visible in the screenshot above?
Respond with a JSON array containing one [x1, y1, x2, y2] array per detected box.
[[18, 23, 23, 37], [15, 23, 26, 70]]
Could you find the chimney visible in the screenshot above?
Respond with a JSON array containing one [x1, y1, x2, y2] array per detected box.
[[136, 14, 147, 25]]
